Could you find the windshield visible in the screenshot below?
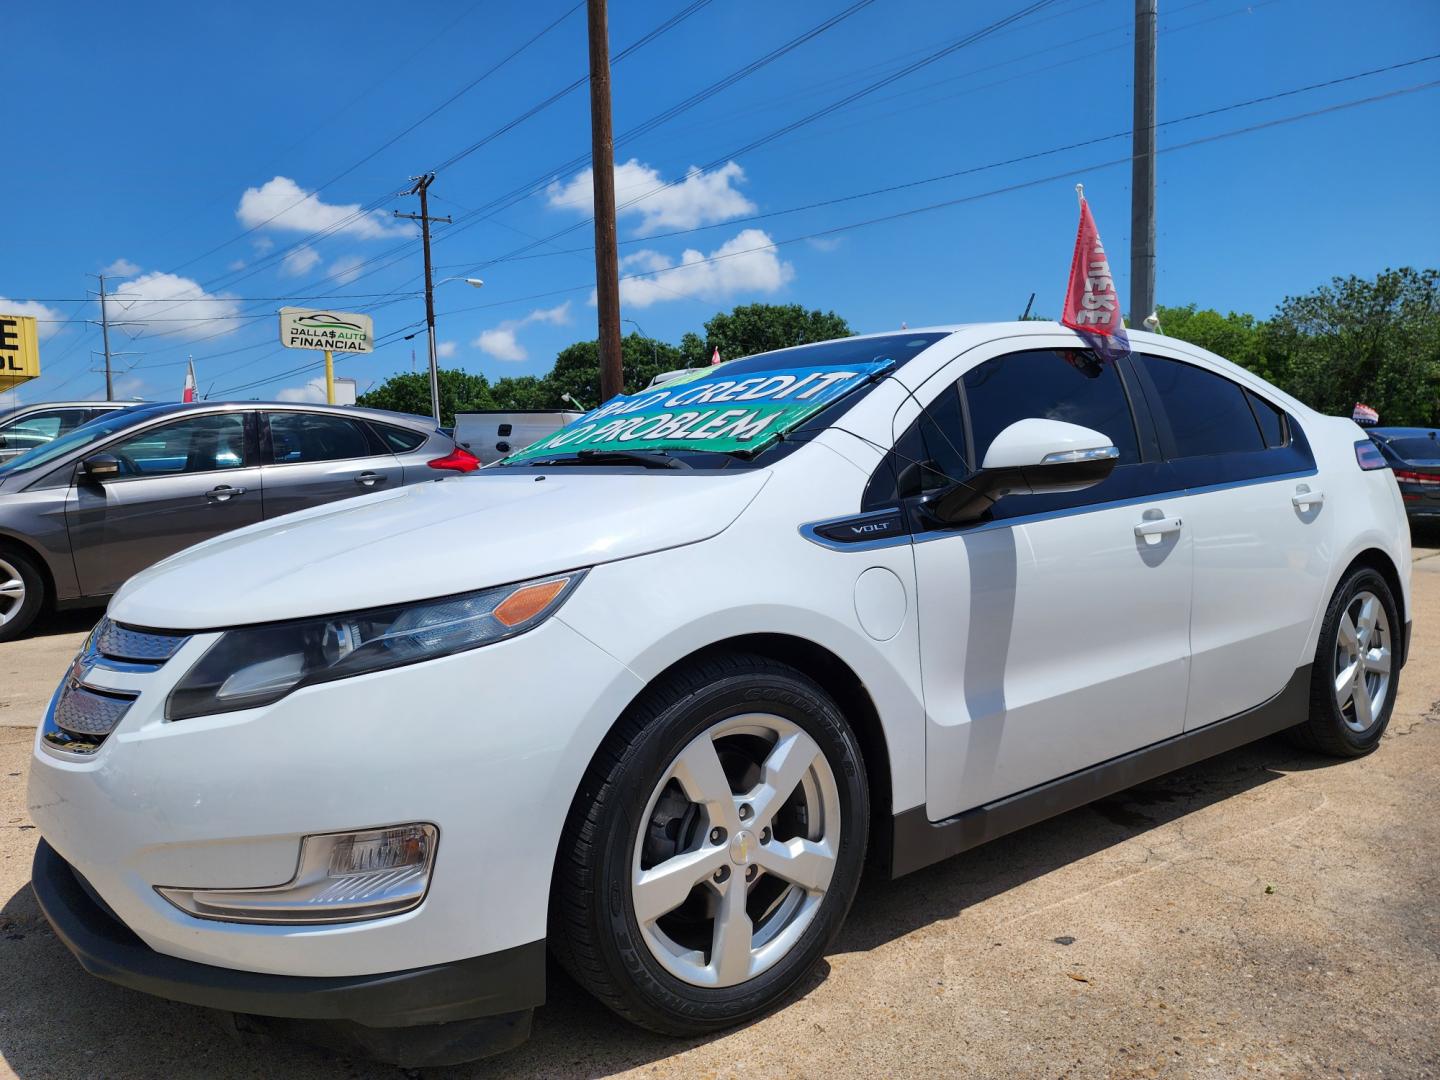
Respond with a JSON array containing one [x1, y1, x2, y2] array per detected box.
[[499, 332, 949, 471], [0, 405, 166, 476]]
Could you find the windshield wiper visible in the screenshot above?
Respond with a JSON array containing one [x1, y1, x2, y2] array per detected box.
[[524, 449, 690, 470]]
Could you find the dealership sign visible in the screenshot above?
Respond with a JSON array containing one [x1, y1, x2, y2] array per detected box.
[[278, 307, 374, 353], [505, 361, 893, 463], [0, 314, 41, 392]]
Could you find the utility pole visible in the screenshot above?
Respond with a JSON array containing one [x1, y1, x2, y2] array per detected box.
[[95, 273, 115, 401], [587, 0, 624, 402], [1129, 0, 1158, 327], [395, 174, 452, 424]]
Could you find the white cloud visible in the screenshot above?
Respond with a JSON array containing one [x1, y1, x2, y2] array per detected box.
[[436, 340, 458, 359], [237, 176, 410, 240], [805, 236, 843, 253], [614, 229, 793, 309], [548, 159, 756, 234], [253, 236, 274, 254], [472, 302, 572, 363], [276, 377, 328, 403], [281, 246, 322, 277], [102, 272, 242, 340], [102, 257, 141, 277], [0, 298, 64, 339], [227, 258, 247, 271], [620, 249, 670, 273], [327, 255, 364, 284]]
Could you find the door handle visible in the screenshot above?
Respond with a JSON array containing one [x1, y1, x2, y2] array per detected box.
[[1292, 486, 1324, 510], [206, 485, 246, 502], [1134, 515, 1182, 538], [354, 471, 385, 487]]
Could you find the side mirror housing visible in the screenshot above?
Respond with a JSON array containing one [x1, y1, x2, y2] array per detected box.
[[927, 419, 1119, 525], [82, 454, 121, 481]]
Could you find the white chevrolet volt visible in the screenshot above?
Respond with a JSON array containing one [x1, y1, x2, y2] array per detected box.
[[27, 323, 1410, 1066]]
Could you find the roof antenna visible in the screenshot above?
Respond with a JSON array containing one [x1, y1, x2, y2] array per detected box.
[[1020, 292, 1036, 320]]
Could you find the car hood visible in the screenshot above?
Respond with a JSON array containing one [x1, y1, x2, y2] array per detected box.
[[110, 470, 770, 629]]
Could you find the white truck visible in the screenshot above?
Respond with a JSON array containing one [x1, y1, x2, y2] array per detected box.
[[452, 410, 584, 465]]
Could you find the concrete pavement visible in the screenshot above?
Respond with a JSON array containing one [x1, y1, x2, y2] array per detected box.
[[1, 569, 1437, 1078]]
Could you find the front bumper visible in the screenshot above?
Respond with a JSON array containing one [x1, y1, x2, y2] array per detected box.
[[33, 838, 541, 1064]]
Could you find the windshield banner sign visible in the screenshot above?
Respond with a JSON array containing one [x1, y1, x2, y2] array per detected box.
[[505, 361, 892, 463]]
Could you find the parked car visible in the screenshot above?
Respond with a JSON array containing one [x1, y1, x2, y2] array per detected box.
[[1367, 426, 1440, 521], [28, 325, 1409, 1067], [0, 399, 138, 463], [0, 400, 472, 640]]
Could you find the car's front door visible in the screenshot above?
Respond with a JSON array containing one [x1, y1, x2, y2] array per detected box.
[[1130, 351, 1334, 730], [67, 411, 262, 596], [259, 410, 403, 518], [893, 343, 1194, 820]]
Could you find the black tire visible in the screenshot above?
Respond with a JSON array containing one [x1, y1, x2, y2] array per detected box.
[[0, 544, 46, 643], [550, 651, 869, 1036], [1288, 566, 1401, 757]]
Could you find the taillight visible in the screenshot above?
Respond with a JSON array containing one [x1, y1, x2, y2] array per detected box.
[[427, 447, 481, 473], [1354, 440, 1388, 471], [1393, 469, 1440, 486]]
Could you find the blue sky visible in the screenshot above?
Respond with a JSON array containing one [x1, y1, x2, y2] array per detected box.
[[4, 0, 1437, 406]]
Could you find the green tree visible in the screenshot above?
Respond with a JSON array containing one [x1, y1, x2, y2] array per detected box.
[[677, 303, 852, 366], [1265, 268, 1440, 425], [1155, 304, 1271, 380], [356, 369, 495, 427], [545, 333, 684, 407], [489, 375, 558, 410]]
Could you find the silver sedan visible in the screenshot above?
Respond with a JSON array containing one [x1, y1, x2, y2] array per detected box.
[[0, 401, 468, 640]]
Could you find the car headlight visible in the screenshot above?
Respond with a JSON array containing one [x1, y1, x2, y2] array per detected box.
[[166, 571, 585, 720]]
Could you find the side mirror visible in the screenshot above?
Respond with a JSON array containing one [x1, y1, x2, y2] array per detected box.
[[928, 419, 1119, 525], [81, 454, 121, 481]]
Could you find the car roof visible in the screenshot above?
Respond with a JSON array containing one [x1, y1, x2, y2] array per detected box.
[[112, 400, 439, 431], [0, 399, 137, 414]]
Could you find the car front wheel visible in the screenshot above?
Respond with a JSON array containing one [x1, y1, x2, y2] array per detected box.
[[551, 652, 869, 1035], [0, 546, 45, 643]]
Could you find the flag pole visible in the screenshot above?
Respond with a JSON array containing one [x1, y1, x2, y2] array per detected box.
[[1075, 183, 1085, 207]]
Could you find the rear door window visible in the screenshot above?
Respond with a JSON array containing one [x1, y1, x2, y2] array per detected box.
[[1137, 355, 1264, 457], [267, 412, 374, 464]]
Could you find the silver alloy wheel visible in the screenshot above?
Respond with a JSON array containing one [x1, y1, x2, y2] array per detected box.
[[632, 713, 841, 988], [0, 557, 25, 627], [1334, 589, 1391, 733]]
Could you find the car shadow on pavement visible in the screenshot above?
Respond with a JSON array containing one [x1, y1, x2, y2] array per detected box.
[[0, 734, 1343, 1080], [24, 608, 98, 640]]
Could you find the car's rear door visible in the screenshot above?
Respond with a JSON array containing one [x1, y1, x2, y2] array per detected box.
[[895, 340, 1193, 819], [1130, 350, 1332, 729], [67, 411, 262, 596], [259, 409, 403, 518]]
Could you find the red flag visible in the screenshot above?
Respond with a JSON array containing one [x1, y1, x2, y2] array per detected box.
[[182, 359, 197, 402], [1061, 186, 1128, 355], [710, 346, 721, 366]]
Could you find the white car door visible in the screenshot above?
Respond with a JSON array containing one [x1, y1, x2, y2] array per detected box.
[[1129, 350, 1334, 729], [880, 340, 1194, 821]]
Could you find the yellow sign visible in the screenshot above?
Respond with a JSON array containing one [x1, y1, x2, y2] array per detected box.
[[0, 314, 41, 392]]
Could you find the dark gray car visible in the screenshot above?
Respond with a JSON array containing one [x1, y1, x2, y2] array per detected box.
[[0, 401, 466, 640]]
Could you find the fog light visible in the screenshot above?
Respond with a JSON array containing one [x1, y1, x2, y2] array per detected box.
[[156, 824, 437, 924]]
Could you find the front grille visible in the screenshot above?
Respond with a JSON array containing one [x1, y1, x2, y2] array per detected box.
[[53, 684, 136, 736], [39, 618, 190, 758], [94, 617, 189, 663]]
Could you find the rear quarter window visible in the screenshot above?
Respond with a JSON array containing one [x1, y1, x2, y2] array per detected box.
[[371, 423, 427, 453]]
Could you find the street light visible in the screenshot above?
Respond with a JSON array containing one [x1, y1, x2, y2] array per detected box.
[[418, 277, 484, 424], [438, 277, 485, 289], [623, 318, 658, 369], [561, 391, 591, 412]]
